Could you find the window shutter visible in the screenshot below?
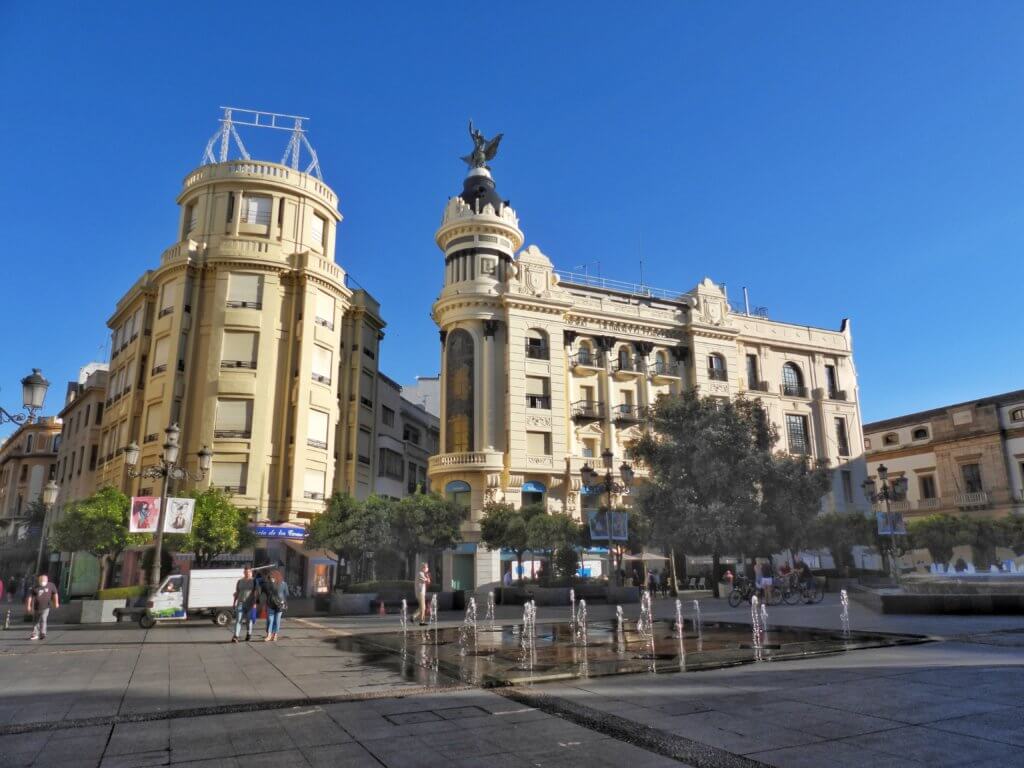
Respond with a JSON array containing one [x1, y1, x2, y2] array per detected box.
[[153, 337, 170, 365], [308, 410, 329, 443], [228, 274, 262, 305], [525, 376, 547, 396], [222, 331, 257, 364], [527, 432, 549, 455], [315, 292, 335, 325], [313, 346, 333, 378], [215, 400, 252, 432], [304, 469, 325, 496], [243, 196, 271, 224], [212, 461, 246, 489], [145, 407, 162, 436], [356, 429, 371, 457], [160, 283, 176, 310], [311, 214, 325, 246]]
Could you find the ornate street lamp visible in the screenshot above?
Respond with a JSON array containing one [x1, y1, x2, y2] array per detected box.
[[124, 423, 212, 591], [0, 369, 50, 425], [862, 463, 909, 583], [34, 479, 60, 575], [580, 449, 634, 586]]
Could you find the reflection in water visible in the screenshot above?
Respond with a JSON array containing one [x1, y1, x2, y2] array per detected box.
[[335, 618, 925, 687]]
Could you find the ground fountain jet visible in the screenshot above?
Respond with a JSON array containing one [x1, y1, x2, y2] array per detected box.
[[692, 599, 703, 651], [675, 599, 686, 669], [485, 593, 496, 630], [840, 589, 851, 642], [574, 599, 588, 646], [459, 597, 478, 656], [429, 593, 439, 647], [400, 598, 408, 636], [569, 588, 576, 630], [750, 595, 764, 661]]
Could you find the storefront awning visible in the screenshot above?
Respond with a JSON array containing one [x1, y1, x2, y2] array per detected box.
[[283, 540, 337, 563]]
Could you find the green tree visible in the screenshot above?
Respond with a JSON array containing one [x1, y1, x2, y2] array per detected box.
[[906, 514, 962, 566], [632, 391, 774, 593], [760, 454, 833, 556], [50, 487, 144, 590], [167, 488, 256, 568], [392, 492, 463, 579], [307, 494, 392, 586], [480, 501, 545, 584], [807, 510, 876, 571], [526, 511, 583, 584]]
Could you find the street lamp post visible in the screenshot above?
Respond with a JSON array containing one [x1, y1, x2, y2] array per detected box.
[[123, 423, 212, 592], [580, 449, 634, 587], [861, 464, 908, 584], [34, 480, 59, 576], [0, 369, 50, 425]]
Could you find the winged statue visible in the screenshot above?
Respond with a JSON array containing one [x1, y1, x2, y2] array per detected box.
[[461, 120, 503, 169]]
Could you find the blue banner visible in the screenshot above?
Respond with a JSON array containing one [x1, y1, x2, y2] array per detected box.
[[252, 525, 307, 540]]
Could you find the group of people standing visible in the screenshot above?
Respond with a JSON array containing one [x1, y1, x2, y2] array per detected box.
[[231, 566, 288, 642]]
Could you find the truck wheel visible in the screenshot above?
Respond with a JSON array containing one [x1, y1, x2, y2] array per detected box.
[[213, 610, 232, 627], [139, 613, 156, 630]]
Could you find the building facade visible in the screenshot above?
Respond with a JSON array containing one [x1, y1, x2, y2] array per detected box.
[[863, 390, 1024, 520], [93, 155, 382, 523], [54, 364, 109, 516], [0, 417, 62, 575], [428, 158, 869, 592], [374, 374, 440, 499]]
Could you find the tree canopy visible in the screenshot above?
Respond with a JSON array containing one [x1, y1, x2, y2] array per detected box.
[[166, 488, 255, 568]]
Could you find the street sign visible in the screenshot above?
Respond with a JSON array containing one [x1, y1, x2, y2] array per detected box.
[[251, 524, 307, 540]]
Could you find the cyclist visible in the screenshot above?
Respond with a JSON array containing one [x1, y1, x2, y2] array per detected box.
[[796, 559, 816, 592]]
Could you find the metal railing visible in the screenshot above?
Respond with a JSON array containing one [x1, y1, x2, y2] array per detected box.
[[571, 400, 604, 420], [555, 270, 684, 301], [781, 384, 808, 398], [312, 373, 332, 385], [612, 404, 642, 422], [650, 359, 679, 377], [214, 430, 251, 439], [221, 360, 257, 369], [307, 438, 328, 450], [219, 485, 246, 494], [571, 351, 603, 368], [151, 364, 167, 375], [829, 390, 848, 401], [158, 307, 174, 318], [526, 395, 551, 409], [708, 368, 727, 382], [955, 491, 988, 508], [226, 300, 262, 309], [525, 342, 550, 360], [748, 380, 770, 392], [303, 491, 324, 500], [612, 357, 641, 374]]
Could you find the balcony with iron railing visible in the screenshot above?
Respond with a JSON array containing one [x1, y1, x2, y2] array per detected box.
[[612, 404, 643, 423], [303, 491, 325, 500], [525, 394, 551, 409], [917, 498, 942, 511], [781, 383, 809, 398], [955, 491, 989, 509], [221, 360, 257, 369], [746, 380, 770, 393], [226, 300, 263, 309], [571, 351, 604, 372], [707, 368, 727, 382], [219, 485, 246, 494], [571, 400, 604, 421], [828, 389, 848, 401], [649, 359, 680, 381], [214, 430, 251, 440], [612, 357, 644, 379]]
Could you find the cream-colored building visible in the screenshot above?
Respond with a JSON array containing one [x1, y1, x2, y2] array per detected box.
[[54, 364, 109, 516], [94, 129, 383, 556], [428, 160, 869, 592], [0, 417, 62, 573], [864, 389, 1024, 520]]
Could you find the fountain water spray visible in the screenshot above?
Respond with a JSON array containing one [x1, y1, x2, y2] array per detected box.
[[616, 604, 624, 632], [485, 592, 496, 630], [519, 599, 537, 670], [458, 597, 478, 656], [840, 589, 851, 641], [569, 588, 576, 629], [760, 600, 769, 634], [675, 599, 684, 638], [429, 593, 439, 646], [574, 599, 588, 646], [692, 599, 704, 650], [400, 598, 408, 635], [637, 589, 653, 638], [750, 595, 764, 661]]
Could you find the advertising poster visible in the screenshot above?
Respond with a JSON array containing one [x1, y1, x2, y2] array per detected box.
[[163, 497, 196, 533], [587, 510, 630, 542], [130, 496, 160, 533], [876, 511, 907, 536]]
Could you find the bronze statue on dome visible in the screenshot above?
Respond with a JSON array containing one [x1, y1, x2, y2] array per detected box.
[[461, 120, 503, 169]]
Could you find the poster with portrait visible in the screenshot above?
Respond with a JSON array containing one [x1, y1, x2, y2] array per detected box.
[[587, 510, 610, 540], [130, 496, 160, 533], [609, 511, 629, 541], [163, 497, 195, 534]]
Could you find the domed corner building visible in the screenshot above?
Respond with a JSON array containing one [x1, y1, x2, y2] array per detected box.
[[428, 132, 871, 595]]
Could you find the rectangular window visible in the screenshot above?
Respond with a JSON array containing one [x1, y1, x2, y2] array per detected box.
[[961, 463, 983, 494], [308, 410, 329, 449], [786, 414, 810, 455], [582, 438, 597, 458], [227, 274, 262, 308], [834, 417, 850, 457], [312, 346, 333, 384], [78, 446, 85, 475], [381, 406, 395, 427], [145, 406, 162, 441], [152, 337, 170, 374], [378, 448, 404, 480], [211, 461, 247, 494], [359, 370, 374, 408], [303, 468, 326, 499], [526, 431, 552, 456], [96, 402, 104, 424], [221, 331, 258, 368], [746, 354, 759, 387], [356, 428, 371, 464], [159, 283, 176, 316], [825, 365, 839, 398], [242, 195, 272, 225], [526, 376, 550, 409], [580, 385, 595, 404], [403, 424, 421, 445], [841, 470, 853, 504], [214, 399, 253, 439], [226, 192, 235, 222], [920, 474, 936, 500], [89, 445, 98, 471], [315, 291, 336, 330], [311, 214, 326, 247]]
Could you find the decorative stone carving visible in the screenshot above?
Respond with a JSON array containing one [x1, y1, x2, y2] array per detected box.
[[563, 330, 578, 346], [526, 414, 552, 429], [483, 319, 501, 338], [439, 329, 448, 345]]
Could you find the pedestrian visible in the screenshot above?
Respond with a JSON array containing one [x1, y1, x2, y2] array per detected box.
[[502, 569, 512, 587], [26, 574, 59, 641], [262, 570, 288, 642], [760, 562, 774, 602], [231, 566, 258, 643], [411, 563, 430, 625], [648, 570, 658, 595]]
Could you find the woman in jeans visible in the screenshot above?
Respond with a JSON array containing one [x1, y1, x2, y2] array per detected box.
[[262, 571, 288, 642]]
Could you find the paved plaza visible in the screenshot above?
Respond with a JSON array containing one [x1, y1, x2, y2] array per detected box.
[[0, 596, 1022, 767]]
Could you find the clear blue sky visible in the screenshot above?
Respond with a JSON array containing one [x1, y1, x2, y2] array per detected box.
[[1, 2, 1022, 433]]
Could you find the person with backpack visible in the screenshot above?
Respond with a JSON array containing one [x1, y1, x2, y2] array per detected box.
[[231, 567, 259, 643], [262, 570, 288, 642]]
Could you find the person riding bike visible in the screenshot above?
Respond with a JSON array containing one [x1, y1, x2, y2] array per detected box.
[[796, 559, 816, 592]]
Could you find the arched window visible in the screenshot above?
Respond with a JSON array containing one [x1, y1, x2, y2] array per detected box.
[[576, 340, 595, 367], [525, 329, 549, 360], [445, 330, 474, 453], [522, 480, 546, 507], [1011, 408, 1024, 422], [912, 427, 929, 440], [654, 350, 670, 375], [707, 354, 727, 381], [883, 433, 898, 446], [782, 363, 804, 396], [445, 480, 471, 511], [617, 345, 634, 372], [25, 434, 33, 453]]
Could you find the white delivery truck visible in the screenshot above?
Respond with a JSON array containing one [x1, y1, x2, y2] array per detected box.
[[140, 569, 244, 629]]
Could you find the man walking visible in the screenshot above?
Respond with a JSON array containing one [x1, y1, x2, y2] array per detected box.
[[27, 574, 59, 640], [231, 567, 258, 643]]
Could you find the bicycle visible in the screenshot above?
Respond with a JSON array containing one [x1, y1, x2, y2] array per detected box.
[[727, 576, 754, 607]]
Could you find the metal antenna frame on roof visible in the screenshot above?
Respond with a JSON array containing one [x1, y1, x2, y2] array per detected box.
[[202, 106, 323, 180]]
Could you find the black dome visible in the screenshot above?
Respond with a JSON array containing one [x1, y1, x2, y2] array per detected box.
[[459, 172, 506, 213]]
